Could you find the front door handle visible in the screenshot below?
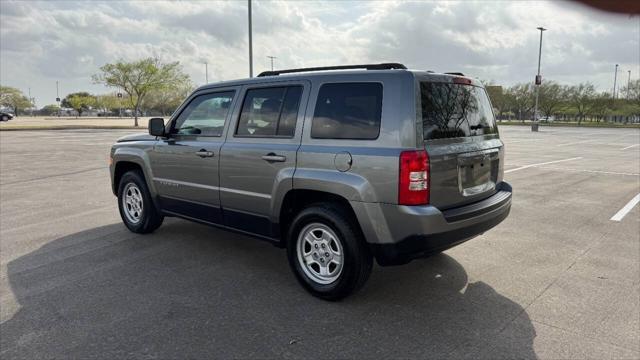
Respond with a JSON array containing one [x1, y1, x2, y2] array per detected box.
[[195, 149, 214, 158], [261, 153, 286, 162]]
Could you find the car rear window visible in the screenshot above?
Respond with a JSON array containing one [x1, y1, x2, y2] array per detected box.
[[311, 82, 383, 140], [420, 82, 497, 140]]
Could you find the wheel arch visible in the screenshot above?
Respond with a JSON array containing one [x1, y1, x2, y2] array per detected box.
[[278, 189, 363, 247]]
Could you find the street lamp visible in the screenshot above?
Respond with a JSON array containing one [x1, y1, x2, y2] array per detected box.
[[532, 26, 546, 132], [204, 61, 209, 84], [627, 70, 631, 99], [248, 0, 253, 77], [267, 56, 277, 71], [56, 81, 61, 117], [613, 64, 619, 99]]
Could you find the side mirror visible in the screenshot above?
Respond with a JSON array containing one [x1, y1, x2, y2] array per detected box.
[[148, 118, 165, 137]]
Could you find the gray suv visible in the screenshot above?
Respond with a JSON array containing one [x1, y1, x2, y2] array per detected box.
[[109, 63, 512, 300]]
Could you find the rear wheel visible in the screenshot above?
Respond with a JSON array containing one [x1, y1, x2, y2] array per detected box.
[[1, 115, 9, 121], [117, 170, 163, 233], [287, 203, 372, 300]]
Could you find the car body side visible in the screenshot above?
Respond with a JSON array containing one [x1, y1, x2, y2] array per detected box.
[[110, 69, 511, 265]]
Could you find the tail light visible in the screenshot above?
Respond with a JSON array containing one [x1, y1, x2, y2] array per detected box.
[[398, 150, 429, 205]]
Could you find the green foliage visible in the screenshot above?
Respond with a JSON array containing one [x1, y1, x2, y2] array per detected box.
[[93, 57, 190, 126], [143, 80, 194, 116], [566, 83, 596, 123], [61, 92, 92, 108], [0, 86, 31, 115], [538, 81, 565, 118], [40, 104, 61, 116], [483, 80, 639, 123], [66, 93, 96, 117], [507, 83, 534, 121], [94, 94, 122, 114]]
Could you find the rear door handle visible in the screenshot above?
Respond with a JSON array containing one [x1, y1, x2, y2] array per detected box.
[[195, 149, 214, 158], [261, 153, 286, 162]]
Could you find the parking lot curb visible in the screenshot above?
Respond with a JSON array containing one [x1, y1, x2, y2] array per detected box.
[[0, 125, 145, 131]]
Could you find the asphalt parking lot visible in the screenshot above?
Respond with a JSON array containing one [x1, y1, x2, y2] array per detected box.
[[1, 125, 639, 359]]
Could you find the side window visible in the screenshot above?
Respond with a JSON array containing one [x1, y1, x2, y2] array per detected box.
[[311, 83, 383, 140], [235, 86, 303, 137], [172, 91, 235, 136]]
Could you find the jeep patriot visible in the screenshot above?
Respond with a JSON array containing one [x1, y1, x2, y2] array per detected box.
[[109, 63, 512, 300]]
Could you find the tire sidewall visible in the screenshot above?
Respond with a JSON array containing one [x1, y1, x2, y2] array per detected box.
[[117, 171, 157, 233], [287, 206, 365, 298]]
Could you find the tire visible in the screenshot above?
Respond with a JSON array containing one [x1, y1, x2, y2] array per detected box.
[[117, 170, 163, 234], [1, 115, 8, 121], [286, 203, 373, 300]]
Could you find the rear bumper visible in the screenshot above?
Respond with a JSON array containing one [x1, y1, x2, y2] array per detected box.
[[353, 182, 512, 266]]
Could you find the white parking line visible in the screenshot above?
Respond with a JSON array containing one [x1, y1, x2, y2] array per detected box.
[[534, 166, 640, 177], [505, 157, 583, 174], [621, 144, 639, 150], [557, 139, 596, 147], [504, 139, 543, 144], [610, 193, 640, 222]]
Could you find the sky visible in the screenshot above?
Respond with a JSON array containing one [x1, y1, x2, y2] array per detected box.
[[1, 0, 638, 107]]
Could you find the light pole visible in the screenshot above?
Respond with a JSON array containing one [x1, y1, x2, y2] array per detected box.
[[267, 56, 276, 71], [56, 81, 61, 117], [613, 64, 619, 99], [204, 61, 209, 83], [627, 70, 632, 99], [532, 26, 546, 132], [28, 87, 32, 116], [248, 0, 253, 77]]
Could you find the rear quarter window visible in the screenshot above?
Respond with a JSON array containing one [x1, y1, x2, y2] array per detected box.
[[311, 82, 383, 140], [420, 82, 497, 140]]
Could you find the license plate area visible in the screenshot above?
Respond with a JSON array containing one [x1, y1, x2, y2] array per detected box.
[[457, 150, 499, 197]]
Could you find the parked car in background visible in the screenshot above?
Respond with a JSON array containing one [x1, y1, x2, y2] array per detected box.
[[0, 112, 14, 121], [109, 63, 512, 300]]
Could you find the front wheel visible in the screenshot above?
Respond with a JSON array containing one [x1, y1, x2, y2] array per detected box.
[[287, 204, 372, 300], [117, 170, 163, 233], [1, 115, 9, 121]]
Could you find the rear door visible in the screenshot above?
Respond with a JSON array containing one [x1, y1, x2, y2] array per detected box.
[[219, 81, 308, 237], [419, 78, 503, 210]]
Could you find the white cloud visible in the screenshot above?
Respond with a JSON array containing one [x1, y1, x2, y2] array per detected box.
[[0, 0, 637, 107]]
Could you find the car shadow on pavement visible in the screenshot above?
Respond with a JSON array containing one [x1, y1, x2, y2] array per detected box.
[[2, 219, 537, 359]]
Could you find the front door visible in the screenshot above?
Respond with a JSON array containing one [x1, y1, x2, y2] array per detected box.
[[149, 89, 238, 224], [219, 82, 308, 237]]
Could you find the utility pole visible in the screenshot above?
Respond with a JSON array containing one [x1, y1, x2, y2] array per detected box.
[[267, 56, 277, 71], [532, 26, 546, 132], [248, 0, 253, 77], [613, 64, 619, 99], [204, 62, 209, 83]]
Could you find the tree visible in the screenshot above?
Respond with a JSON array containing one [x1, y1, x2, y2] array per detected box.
[[620, 79, 640, 104], [93, 58, 190, 126], [94, 94, 121, 115], [567, 83, 596, 124], [143, 80, 194, 116], [39, 104, 61, 116], [589, 92, 612, 122], [507, 83, 534, 121], [538, 81, 565, 120], [66, 93, 96, 117], [0, 86, 31, 116], [485, 85, 508, 120], [61, 92, 92, 108]]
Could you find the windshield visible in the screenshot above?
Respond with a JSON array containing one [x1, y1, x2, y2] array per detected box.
[[420, 82, 498, 140]]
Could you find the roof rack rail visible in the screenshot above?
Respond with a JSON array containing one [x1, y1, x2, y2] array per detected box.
[[444, 72, 465, 76], [257, 63, 407, 77]]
